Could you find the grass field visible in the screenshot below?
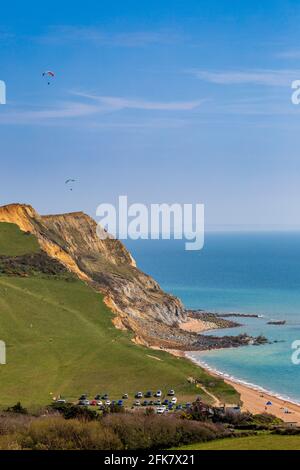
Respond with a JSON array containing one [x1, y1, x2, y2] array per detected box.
[[174, 434, 300, 450], [0, 223, 239, 408]]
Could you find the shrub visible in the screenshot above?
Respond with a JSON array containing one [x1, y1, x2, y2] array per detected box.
[[103, 413, 226, 450], [19, 417, 122, 450], [6, 402, 28, 415], [49, 403, 99, 421]]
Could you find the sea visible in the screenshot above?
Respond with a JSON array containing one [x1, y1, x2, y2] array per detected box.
[[125, 232, 300, 404]]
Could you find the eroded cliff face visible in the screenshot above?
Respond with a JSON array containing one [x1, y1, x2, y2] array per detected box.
[[0, 204, 187, 346]]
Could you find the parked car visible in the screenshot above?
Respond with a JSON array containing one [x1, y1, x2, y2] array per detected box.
[[90, 400, 98, 406], [56, 399, 66, 404], [168, 404, 174, 410], [148, 400, 154, 406], [142, 400, 149, 406], [163, 399, 169, 405], [122, 394, 128, 399], [176, 404, 183, 410], [156, 407, 165, 414], [171, 397, 177, 404], [134, 400, 141, 407], [96, 400, 103, 406], [154, 400, 161, 406], [135, 392, 143, 399], [79, 394, 88, 400], [145, 391, 152, 398], [168, 389, 175, 396], [186, 402, 192, 408], [79, 399, 90, 406], [102, 394, 109, 400], [105, 400, 111, 406], [117, 400, 123, 406], [155, 390, 162, 397], [94, 394, 101, 400]]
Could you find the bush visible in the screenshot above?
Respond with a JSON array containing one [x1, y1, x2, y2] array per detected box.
[[273, 426, 300, 435], [6, 402, 28, 415], [19, 417, 122, 450], [49, 403, 99, 421], [103, 413, 226, 450], [0, 412, 32, 436]]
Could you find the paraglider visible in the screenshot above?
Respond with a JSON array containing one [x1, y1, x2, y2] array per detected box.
[[65, 179, 76, 191], [42, 71, 55, 85]]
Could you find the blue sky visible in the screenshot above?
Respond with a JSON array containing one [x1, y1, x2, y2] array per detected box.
[[1, 0, 300, 229]]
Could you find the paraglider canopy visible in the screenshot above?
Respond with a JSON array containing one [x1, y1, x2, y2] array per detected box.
[[42, 71, 55, 85], [65, 179, 76, 191]]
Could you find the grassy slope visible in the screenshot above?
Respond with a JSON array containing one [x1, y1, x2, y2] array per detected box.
[[0, 222, 40, 256], [0, 223, 239, 407], [174, 434, 300, 450]]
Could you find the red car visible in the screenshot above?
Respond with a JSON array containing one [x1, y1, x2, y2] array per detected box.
[[90, 400, 98, 406]]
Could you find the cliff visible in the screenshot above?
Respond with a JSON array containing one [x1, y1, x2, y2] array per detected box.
[[0, 203, 187, 346]]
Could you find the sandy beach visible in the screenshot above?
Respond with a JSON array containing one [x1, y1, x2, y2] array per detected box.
[[224, 378, 300, 424], [180, 317, 219, 333], [191, 359, 300, 425]]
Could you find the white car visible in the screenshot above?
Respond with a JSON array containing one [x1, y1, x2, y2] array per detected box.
[[156, 406, 165, 414], [155, 390, 162, 397], [134, 400, 141, 407], [97, 400, 103, 406], [105, 400, 111, 406], [79, 399, 90, 406], [171, 397, 177, 404]]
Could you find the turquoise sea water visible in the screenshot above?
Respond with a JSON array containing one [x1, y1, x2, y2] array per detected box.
[[126, 233, 300, 403]]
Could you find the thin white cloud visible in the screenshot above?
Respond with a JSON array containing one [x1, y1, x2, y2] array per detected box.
[[0, 101, 99, 124], [0, 92, 203, 126], [38, 26, 185, 47], [276, 50, 300, 59], [73, 92, 204, 111], [189, 69, 300, 87]]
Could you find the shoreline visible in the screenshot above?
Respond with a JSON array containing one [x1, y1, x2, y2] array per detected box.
[[186, 352, 300, 424]]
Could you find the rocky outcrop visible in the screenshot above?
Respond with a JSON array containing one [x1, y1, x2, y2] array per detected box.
[[0, 204, 186, 345]]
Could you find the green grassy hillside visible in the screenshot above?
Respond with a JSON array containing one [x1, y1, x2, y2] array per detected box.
[[0, 223, 239, 407], [0, 222, 40, 256], [174, 434, 300, 450]]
